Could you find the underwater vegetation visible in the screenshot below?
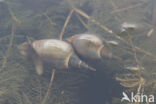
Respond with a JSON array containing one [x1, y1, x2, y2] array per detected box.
[[86, 0, 156, 104], [0, 0, 156, 104]]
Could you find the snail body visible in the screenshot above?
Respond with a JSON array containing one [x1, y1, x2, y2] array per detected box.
[[66, 34, 121, 60], [32, 40, 73, 70], [18, 39, 96, 75]]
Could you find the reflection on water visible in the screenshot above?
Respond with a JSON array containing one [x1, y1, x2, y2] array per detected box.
[[0, 0, 156, 104]]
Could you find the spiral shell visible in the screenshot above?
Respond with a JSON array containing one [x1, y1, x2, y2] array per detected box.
[[18, 39, 96, 75], [67, 34, 122, 61]]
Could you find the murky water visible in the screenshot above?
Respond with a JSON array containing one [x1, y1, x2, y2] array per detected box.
[[0, 0, 156, 104]]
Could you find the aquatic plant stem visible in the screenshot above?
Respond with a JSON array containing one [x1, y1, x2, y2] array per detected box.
[[43, 13, 57, 26], [2, 25, 15, 69], [111, 2, 146, 14], [2, 7, 22, 69], [128, 35, 143, 71], [75, 13, 88, 29], [59, 9, 74, 40], [8, 8, 21, 24], [40, 69, 56, 104]]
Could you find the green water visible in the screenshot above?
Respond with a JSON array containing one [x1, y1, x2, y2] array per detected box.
[[0, 0, 156, 104]]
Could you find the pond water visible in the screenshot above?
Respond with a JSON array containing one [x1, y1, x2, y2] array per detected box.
[[0, 0, 156, 104]]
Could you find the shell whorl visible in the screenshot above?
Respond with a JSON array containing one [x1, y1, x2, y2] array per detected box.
[[67, 34, 103, 59], [32, 39, 75, 69], [68, 54, 96, 71], [67, 34, 122, 61], [19, 39, 96, 75]]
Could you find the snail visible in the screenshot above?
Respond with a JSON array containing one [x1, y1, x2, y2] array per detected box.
[[66, 33, 122, 61], [18, 39, 96, 75]]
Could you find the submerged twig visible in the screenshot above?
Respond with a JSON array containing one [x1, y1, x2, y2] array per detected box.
[[43, 13, 57, 26], [75, 13, 88, 29], [8, 8, 21, 24], [111, 2, 145, 14], [136, 77, 145, 95], [128, 35, 143, 71], [59, 9, 74, 40], [41, 69, 56, 104]]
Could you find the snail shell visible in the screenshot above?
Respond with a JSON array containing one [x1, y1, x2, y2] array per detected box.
[[18, 39, 96, 75], [66, 34, 122, 60]]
